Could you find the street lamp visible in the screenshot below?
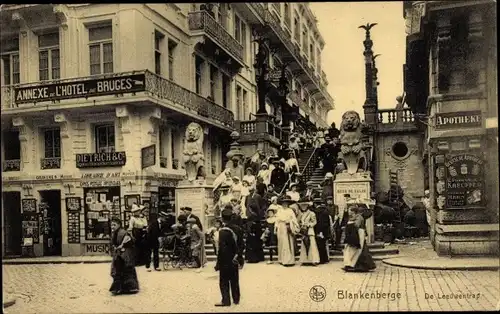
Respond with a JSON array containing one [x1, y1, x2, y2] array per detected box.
[[254, 35, 269, 115]]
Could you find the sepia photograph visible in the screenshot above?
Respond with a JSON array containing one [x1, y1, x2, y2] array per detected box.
[[1, 1, 499, 313]]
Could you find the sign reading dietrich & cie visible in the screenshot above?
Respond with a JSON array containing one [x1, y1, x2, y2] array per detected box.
[[76, 152, 126, 168], [435, 110, 482, 129], [14, 73, 146, 104]]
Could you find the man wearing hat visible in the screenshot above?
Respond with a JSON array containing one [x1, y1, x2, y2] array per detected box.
[[146, 213, 162, 271], [313, 198, 332, 264], [304, 181, 319, 201], [321, 172, 334, 200], [182, 207, 203, 231], [270, 158, 287, 194], [215, 206, 243, 307]]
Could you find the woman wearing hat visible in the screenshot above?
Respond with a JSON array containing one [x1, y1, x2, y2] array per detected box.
[[110, 216, 139, 295], [286, 183, 300, 202], [343, 203, 376, 272], [230, 176, 243, 200], [321, 173, 334, 200], [243, 168, 256, 190], [257, 163, 271, 186], [275, 196, 299, 266], [187, 217, 206, 270], [128, 203, 149, 267], [297, 199, 320, 266]]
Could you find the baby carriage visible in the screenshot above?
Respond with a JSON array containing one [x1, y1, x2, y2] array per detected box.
[[161, 232, 196, 270]]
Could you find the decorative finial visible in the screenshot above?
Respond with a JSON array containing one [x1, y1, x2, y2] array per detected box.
[[358, 23, 378, 36]]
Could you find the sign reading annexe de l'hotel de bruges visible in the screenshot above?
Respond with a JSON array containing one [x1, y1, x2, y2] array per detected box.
[[14, 73, 146, 104]]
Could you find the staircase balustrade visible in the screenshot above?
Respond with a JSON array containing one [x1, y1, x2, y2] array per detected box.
[[279, 147, 319, 195]]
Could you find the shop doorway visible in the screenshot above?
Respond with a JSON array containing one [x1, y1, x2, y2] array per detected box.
[[2, 192, 22, 256], [39, 190, 62, 256]]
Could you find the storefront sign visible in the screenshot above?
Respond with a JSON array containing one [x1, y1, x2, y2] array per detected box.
[[444, 154, 484, 207], [14, 73, 146, 104], [35, 175, 62, 180], [141, 144, 156, 169], [81, 172, 121, 179], [81, 181, 121, 188], [76, 152, 127, 168], [21, 199, 37, 213], [85, 244, 110, 255], [435, 110, 482, 129], [158, 180, 178, 187]]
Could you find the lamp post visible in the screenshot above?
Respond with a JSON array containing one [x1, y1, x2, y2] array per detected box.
[[254, 35, 269, 115], [277, 63, 290, 141]]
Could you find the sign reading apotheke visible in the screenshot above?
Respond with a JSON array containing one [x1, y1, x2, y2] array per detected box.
[[76, 152, 126, 168], [14, 73, 146, 104], [435, 110, 482, 129]]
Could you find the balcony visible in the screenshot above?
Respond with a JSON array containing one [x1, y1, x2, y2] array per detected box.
[[236, 118, 282, 146], [1, 70, 234, 129], [3, 159, 20, 172], [188, 11, 244, 66], [377, 108, 418, 133], [40, 157, 61, 170]]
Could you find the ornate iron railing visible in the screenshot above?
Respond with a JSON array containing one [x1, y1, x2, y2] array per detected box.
[[378, 109, 415, 124], [188, 11, 244, 63], [3, 159, 21, 172], [40, 157, 61, 170], [278, 147, 319, 195], [144, 71, 234, 128], [249, 3, 267, 22]]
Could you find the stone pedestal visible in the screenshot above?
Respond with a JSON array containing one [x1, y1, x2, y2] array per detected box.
[[333, 172, 374, 243], [175, 180, 214, 230]]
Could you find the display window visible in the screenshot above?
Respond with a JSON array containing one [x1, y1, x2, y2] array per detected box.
[[84, 187, 121, 240], [158, 187, 175, 213]]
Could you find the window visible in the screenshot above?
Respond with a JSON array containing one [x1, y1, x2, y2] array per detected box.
[[222, 74, 229, 108], [89, 25, 113, 75], [95, 124, 115, 153], [243, 90, 248, 121], [168, 40, 176, 81], [210, 65, 217, 100], [171, 130, 178, 169], [3, 130, 20, 160], [159, 128, 171, 168], [310, 43, 315, 64], [234, 15, 247, 62], [1, 37, 20, 85], [392, 142, 409, 158], [317, 48, 321, 72], [43, 128, 61, 158], [195, 56, 203, 94], [294, 17, 300, 42], [234, 15, 241, 43], [154, 31, 164, 75], [272, 3, 280, 15], [302, 27, 308, 51], [38, 33, 60, 81], [284, 3, 291, 27], [210, 141, 219, 175], [236, 86, 242, 120], [218, 4, 227, 29]]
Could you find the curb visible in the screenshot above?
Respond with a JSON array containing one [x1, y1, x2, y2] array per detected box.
[[382, 258, 500, 271], [3, 298, 16, 309], [3, 260, 112, 265]]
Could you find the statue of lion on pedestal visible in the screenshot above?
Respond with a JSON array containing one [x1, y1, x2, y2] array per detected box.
[[183, 122, 205, 182], [339, 110, 367, 174]]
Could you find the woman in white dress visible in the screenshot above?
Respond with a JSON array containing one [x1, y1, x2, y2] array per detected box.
[[297, 200, 320, 266], [243, 168, 256, 190], [275, 196, 299, 266], [286, 183, 301, 202], [257, 163, 271, 186]]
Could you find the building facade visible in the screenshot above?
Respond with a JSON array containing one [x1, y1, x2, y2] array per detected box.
[[1, 3, 333, 257], [404, 0, 498, 255]]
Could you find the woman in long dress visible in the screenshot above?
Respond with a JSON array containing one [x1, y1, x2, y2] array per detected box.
[[110, 217, 139, 295], [297, 200, 320, 265], [128, 204, 148, 266], [187, 218, 206, 271], [275, 196, 299, 266], [257, 163, 271, 186], [343, 204, 376, 272]]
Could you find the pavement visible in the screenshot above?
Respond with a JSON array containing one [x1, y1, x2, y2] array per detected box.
[[382, 239, 500, 271], [2, 259, 499, 312]]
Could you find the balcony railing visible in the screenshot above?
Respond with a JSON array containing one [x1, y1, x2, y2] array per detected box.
[[188, 11, 244, 64], [144, 71, 234, 128], [378, 109, 415, 124], [238, 119, 282, 141], [1, 70, 234, 128], [40, 157, 61, 170], [3, 159, 20, 172]]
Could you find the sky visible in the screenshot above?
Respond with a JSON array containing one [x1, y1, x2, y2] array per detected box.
[[310, 2, 407, 125]]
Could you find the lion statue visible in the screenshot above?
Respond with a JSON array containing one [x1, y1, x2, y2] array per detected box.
[[183, 122, 205, 182], [339, 110, 367, 174]]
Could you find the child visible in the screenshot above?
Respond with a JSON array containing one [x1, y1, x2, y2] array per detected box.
[[206, 219, 222, 255], [261, 207, 278, 264]]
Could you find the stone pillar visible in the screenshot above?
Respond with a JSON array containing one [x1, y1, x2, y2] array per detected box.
[[360, 23, 378, 126]]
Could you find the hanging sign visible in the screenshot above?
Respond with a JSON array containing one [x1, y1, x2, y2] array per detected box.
[[14, 73, 146, 104], [141, 144, 156, 169]]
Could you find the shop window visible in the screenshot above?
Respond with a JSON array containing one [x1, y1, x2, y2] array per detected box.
[[89, 25, 113, 75], [84, 187, 121, 240], [95, 124, 115, 153], [1, 36, 20, 85], [392, 142, 409, 158], [158, 187, 176, 213], [38, 32, 60, 81]]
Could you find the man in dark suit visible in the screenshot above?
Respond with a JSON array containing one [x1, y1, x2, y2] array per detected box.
[[313, 198, 332, 264], [215, 208, 243, 307], [183, 207, 203, 231], [146, 213, 161, 271]]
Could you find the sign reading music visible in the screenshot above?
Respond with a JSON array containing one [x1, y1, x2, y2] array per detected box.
[[14, 74, 146, 104], [76, 152, 126, 168]]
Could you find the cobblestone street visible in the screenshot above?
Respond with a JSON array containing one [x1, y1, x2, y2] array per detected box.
[[3, 260, 499, 313]]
